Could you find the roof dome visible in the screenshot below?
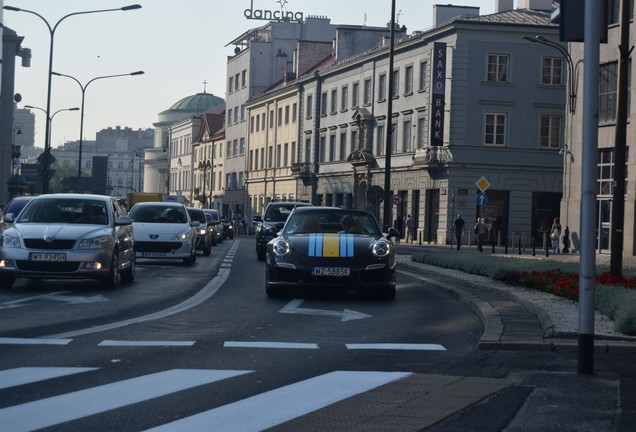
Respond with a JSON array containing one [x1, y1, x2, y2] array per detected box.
[[168, 92, 224, 111]]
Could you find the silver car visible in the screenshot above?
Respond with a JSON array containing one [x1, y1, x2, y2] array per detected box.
[[0, 194, 135, 289]]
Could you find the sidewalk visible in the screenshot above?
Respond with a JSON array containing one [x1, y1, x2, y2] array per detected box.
[[395, 242, 636, 353]]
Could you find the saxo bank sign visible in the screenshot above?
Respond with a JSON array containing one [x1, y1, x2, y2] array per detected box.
[[245, 0, 304, 23]]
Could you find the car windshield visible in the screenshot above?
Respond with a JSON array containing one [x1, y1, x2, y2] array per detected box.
[[265, 204, 299, 222], [4, 197, 32, 218], [16, 199, 108, 225], [129, 205, 187, 224], [283, 210, 381, 235], [188, 209, 206, 224]]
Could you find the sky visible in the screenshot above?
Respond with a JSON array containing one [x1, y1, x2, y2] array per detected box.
[[2, 0, 496, 149]]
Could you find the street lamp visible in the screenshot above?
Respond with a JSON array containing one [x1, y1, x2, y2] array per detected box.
[[24, 105, 80, 148], [3, 4, 142, 193], [52, 70, 145, 177]]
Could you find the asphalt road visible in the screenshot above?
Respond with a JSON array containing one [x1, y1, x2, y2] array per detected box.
[[0, 237, 485, 431]]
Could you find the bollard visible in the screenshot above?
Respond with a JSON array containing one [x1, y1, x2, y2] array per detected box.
[[491, 242, 495, 254], [532, 237, 536, 256], [545, 232, 549, 257], [504, 236, 508, 254], [518, 236, 522, 255]]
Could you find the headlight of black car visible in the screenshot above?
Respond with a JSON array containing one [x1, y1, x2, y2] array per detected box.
[[272, 238, 291, 258], [372, 239, 392, 258]]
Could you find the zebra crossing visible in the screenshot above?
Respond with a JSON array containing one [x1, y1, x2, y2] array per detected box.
[[0, 366, 412, 432]]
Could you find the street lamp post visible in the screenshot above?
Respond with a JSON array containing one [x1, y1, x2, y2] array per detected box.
[[24, 105, 80, 145], [3, 4, 142, 193], [52, 71, 145, 177]]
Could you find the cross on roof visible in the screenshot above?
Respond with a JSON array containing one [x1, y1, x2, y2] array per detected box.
[[202, 79, 208, 93]]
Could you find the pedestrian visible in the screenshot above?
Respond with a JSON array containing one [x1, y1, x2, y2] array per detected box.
[[476, 217, 487, 252], [452, 214, 465, 250], [405, 215, 416, 243], [550, 217, 562, 254], [393, 216, 403, 244]]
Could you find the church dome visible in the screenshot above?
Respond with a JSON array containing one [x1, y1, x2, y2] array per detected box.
[[168, 92, 224, 111]]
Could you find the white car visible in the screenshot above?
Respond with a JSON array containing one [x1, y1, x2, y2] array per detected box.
[[128, 202, 198, 265], [0, 193, 135, 289]]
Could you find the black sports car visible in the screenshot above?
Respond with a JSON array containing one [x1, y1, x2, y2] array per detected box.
[[265, 207, 397, 298]]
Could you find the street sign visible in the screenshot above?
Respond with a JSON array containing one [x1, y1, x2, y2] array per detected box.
[[475, 176, 490, 192], [392, 195, 402, 205], [476, 192, 488, 206]]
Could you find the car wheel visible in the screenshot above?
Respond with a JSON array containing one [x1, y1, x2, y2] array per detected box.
[[0, 275, 15, 290], [101, 253, 120, 289], [120, 253, 135, 283]]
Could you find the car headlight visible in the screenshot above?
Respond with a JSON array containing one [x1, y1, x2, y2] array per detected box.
[[198, 228, 207, 235], [372, 239, 392, 258], [78, 235, 111, 249], [1, 234, 20, 248], [272, 239, 291, 258], [173, 230, 192, 240]]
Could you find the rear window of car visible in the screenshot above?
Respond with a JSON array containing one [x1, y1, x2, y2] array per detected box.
[[204, 209, 221, 223], [187, 209, 206, 223], [265, 203, 309, 222], [129, 205, 187, 223]]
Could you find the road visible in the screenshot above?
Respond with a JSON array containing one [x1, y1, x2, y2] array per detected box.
[[1, 238, 632, 431]]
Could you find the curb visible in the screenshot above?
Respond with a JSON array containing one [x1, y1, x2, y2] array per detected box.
[[398, 259, 636, 353]]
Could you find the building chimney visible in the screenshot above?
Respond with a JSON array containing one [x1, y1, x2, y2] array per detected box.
[[518, 0, 553, 10], [496, 0, 514, 13]]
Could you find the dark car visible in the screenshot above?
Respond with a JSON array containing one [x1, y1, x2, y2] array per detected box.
[[264, 206, 397, 299], [255, 201, 312, 261], [187, 207, 216, 256], [0, 196, 34, 232], [203, 209, 224, 242], [0, 194, 135, 289]]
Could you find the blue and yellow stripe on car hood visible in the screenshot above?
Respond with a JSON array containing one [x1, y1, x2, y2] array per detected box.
[[308, 233, 354, 257]]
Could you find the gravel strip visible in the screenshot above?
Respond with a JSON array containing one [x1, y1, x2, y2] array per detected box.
[[396, 255, 623, 337]]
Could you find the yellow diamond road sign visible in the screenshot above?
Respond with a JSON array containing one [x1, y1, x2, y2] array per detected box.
[[475, 177, 490, 192]]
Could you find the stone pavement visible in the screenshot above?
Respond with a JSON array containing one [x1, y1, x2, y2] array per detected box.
[[271, 242, 636, 431]]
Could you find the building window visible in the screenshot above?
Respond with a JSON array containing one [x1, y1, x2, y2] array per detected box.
[[352, 82, 359, 108], [404, 65, 413, 94], [284, 143, 288, 166], [291, 141, 296, 164], [292, 103, 297, 122], [226, 141, 232, 157], [269, 109, 274, 128], [598, 147, 629, 195], [402, 119, 412, 152], [484, 113, 506, 146], [306, 94, 313, 119], [418, 61, 427, 91], [241, 70, 247, 87], [319, 135, 326, 162], [341, 85, 348, 111], [276, 144, 281, 166], [233, 139, 239, 157], [285, 105, 290, 124], [487, 54, 509, 83], [363, 78, 372, 105], [268, 146, 273, 168], [329, 134, 336, 161], [539, 115, 562, 148], [227, 109, 233, 125], [255, 114, 260, 132], [340, 131, 347, 160], [278, 107, 283, 126], [351, 130, 358, 153], [391, 122, 397, 154], [228, 76, 234, 93], [305, 137, 312, 162], [392, 69, 399, 97], [240, 137, 245, 155], [376, 125, 384, 155], [330, 88, 337, 114], [241, 104, 245, 122], [378, 73, 387, 100], [417, 118, 425, 148], [234, 107, 239, 124], [542, 57, 564, 85], [599, 61, 618, 124], [234, 73, 240, 91], [321, 92, 328, 115]]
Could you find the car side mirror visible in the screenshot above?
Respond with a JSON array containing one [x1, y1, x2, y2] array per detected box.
[[385, 227, 400, 239], [191, 221, 201, 227], [115, 215, 132, 226], [253, 215, 263, 223]]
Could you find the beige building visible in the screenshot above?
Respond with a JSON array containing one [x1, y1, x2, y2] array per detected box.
[[245, 83, 302, 217]]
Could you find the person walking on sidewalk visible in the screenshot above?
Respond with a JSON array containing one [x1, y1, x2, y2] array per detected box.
[[405, 215, 416, 243], [452, 214, 465, 250], [476, 217, 487, 252], [550, 217, 562, 254]]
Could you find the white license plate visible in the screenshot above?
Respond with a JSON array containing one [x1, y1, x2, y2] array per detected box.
[[143, 252, 166, 258], [29, 252, 66, 262], [312, 267, 350, 277]]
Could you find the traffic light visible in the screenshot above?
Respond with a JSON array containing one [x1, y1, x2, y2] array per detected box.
[[555, 0, 608, 43]]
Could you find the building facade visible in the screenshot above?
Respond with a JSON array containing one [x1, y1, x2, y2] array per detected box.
[[244, 0, 565, 247]]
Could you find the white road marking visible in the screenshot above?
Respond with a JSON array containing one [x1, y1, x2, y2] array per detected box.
[[0, 367, 97, 390], [224, 341, 319, 349], [145, 371, 412, 432], [280, 298, 373, 321], [98, 340, 195, 347], [346, 343, 446, 351], [0, 369, 252, 432], [0, 291, 108, 310], [0, 337, 72, 345]]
